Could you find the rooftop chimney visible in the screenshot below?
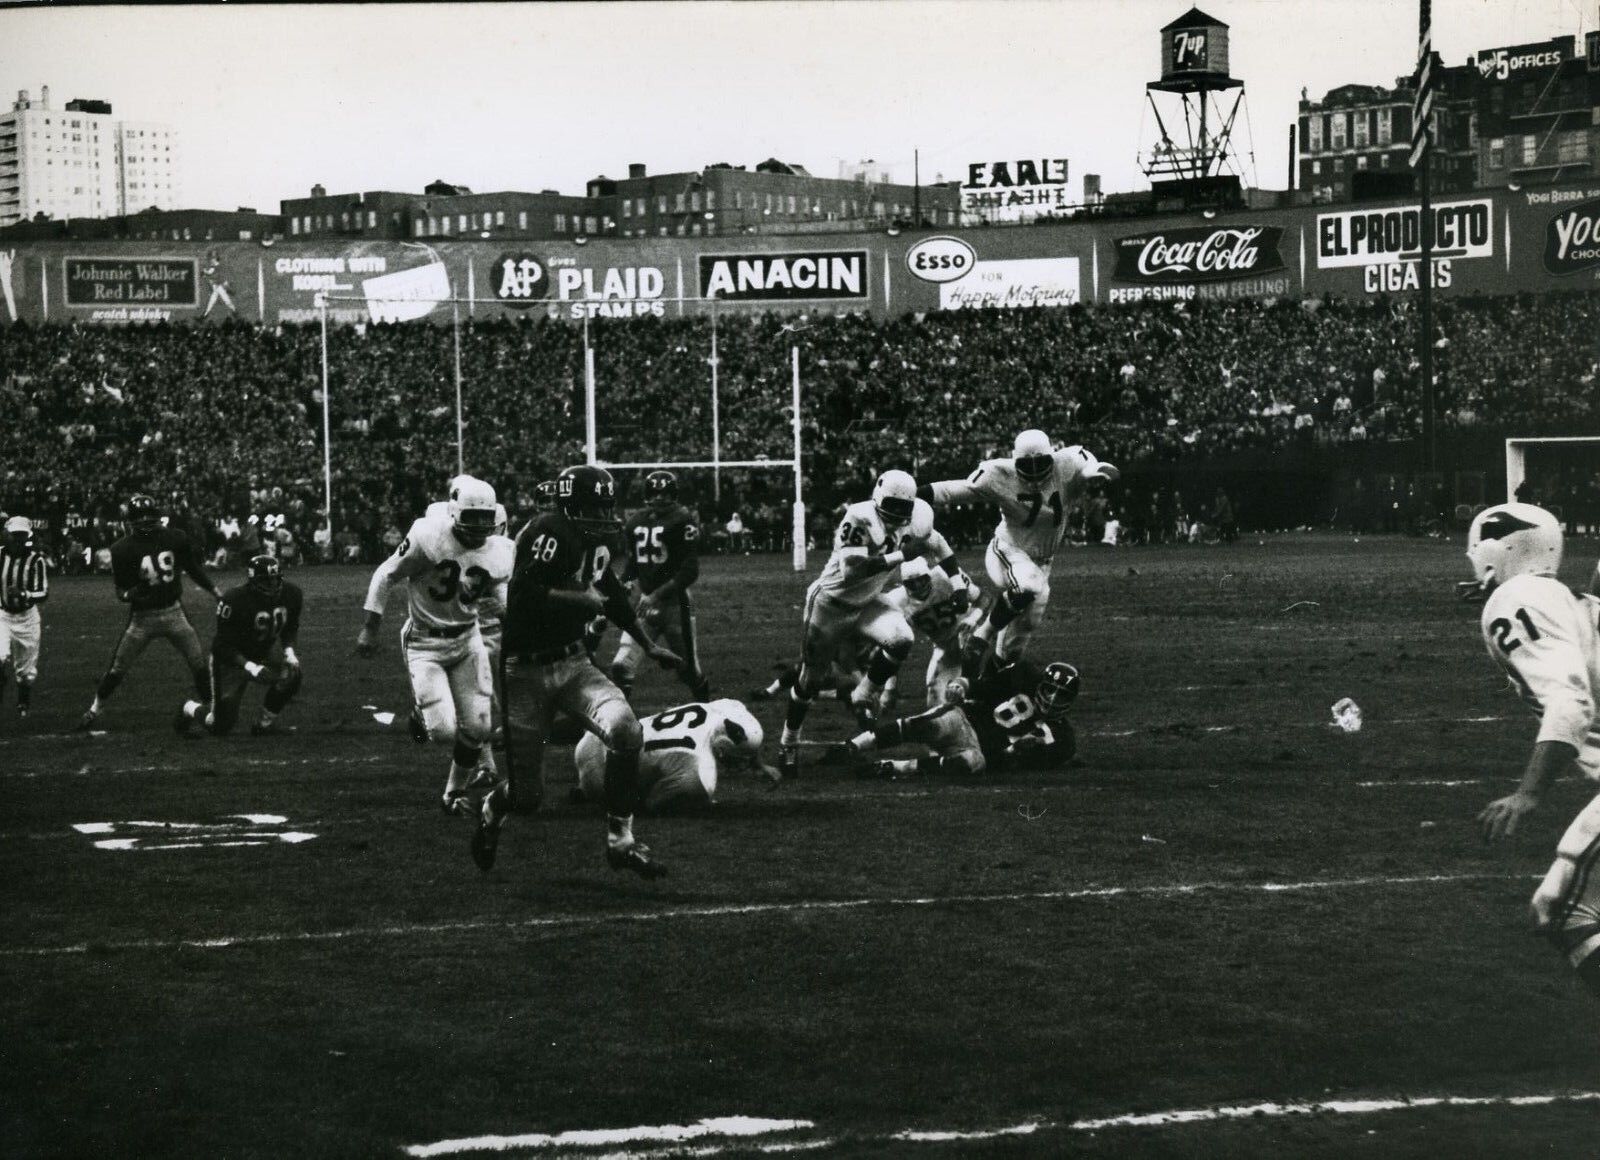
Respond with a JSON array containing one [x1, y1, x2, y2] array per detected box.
[[311, 183, 326, 198], [41, 85, 49, 108], [629, 163, 646, 179]]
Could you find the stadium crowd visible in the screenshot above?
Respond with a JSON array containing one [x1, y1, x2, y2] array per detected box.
[[1, 288, 1597, 563]]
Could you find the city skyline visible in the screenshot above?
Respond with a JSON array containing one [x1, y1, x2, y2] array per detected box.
[[0, 0, 1587, 217]]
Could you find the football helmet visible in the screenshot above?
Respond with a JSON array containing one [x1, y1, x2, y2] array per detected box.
[[901, 556, 934, 602], [645, 470, 679, 511], [711, 700, 765, 765], [1465, 502, 1562, 597], [4, 515, 30, 549], [1012, 429, 1055, 485], [872, 469, 917, 527], [494, 503, 509, 538], [127, 494, 161, 534], [449, 476, 499, 548], [1036, 661, 1081, 717], [533, 479, 558, 511], [557, 465, 622, 539], [247, 553, 283, 598]]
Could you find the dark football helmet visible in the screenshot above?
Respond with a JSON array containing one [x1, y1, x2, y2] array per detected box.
[[557, 465, 622, 539], [533, 479, 558, 512], [247, 553, 283, 598], [127, 494, 161, 535], [1036, 661, 1080, 717], [644, 469, 678, 511]]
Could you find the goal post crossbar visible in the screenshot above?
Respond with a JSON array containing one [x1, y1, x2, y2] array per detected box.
[[598, 460, 795, 470]]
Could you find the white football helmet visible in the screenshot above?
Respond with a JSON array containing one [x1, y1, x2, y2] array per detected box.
[[449, 476, 498, 547], [494, 503, 509, 538], [900, 556, 933, 601], [872, 469, 917, 527], [1012, 428, 1055, 484], [710, 700, 764, 765], [1465, 503, 1562, 595]]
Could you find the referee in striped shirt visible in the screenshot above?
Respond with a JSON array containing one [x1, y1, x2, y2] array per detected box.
[[1, 515, 49, 717]]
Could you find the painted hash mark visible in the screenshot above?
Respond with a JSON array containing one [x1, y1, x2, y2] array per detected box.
[[71, 814, 316, 851]]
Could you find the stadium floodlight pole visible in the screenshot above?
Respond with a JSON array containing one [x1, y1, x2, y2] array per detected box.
[[791, 344, 805, 572], [451, 296, 464, 477], [583, 313, 597, 466], [317, 292, 334, 542], [710, 301, 721, 502]]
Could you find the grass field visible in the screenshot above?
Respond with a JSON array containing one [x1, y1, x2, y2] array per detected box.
[[3, 534, 1599, 1158]]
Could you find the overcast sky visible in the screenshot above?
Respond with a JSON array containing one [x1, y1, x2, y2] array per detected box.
[[0, 0, 1585, 211]]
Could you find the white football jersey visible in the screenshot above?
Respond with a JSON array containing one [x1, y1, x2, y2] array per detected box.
[[1480, 573, 1600, 781], [579, 699, 761, 807], [931, 446, 1109, 562], [364, 514, 514, 632], [422, 500, 509, 631], [812, 499, 955, 608], [899, 498, 955, 566], [883, 568, 965, 645]]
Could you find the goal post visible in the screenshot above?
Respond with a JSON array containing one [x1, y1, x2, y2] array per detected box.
[[1505, 436, 1600, 504]]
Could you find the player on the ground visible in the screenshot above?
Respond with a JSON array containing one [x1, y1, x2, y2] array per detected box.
[[573, 698, 776, 812], [777, 470, 969, 778], [480, 464, 683, 876], [1468, 503, 1600, 999], [839, 657, 1080, 780], [881, 557, 977, 709], [611, 470, 712, 701], [0, 516, 48, 717], [357, 476, 514, 817], [920, 429, 1119, 674], [79, 494, 220, 730], [175, 554, 303, 736]]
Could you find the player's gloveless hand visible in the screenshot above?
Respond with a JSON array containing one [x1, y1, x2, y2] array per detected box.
[[1478, 790, 1540, 841]]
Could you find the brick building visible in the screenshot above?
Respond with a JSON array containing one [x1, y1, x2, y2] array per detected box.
[[1473, 31, 1600, 189]]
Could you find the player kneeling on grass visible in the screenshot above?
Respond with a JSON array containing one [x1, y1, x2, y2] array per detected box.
[[1467, 503, 1600, 999], [573, 699, 777, 812], [840, 658, 1079, 780], [176, 555, 303, 736]]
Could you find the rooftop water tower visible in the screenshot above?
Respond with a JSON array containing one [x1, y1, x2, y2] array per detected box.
[[1140, 7, 1253, 207]]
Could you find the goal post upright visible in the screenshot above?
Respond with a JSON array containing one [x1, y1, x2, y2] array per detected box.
[[792, 344, 805, 573]]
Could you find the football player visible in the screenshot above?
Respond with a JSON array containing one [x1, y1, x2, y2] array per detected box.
[[79, 494, 220, 730], [573, 698, 777, 813], [840, 658, 1080, 780], [357, 476, 515, 817], [778, 470, 967, 779], [175, 555, 303, 736], [425, 479, 511, 741], [1469, 503, 1600, 998], [611, 470, 712, 701], [482, 464, 683, 876], [881, 556, 977, 709], [0, 515, 48, 717], [920, 429, 1119, 673]]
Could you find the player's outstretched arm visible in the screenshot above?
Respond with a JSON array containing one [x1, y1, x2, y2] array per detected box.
[[598, 569, 680, 668], [179, 538, 220, 599], [1479, 738, 1578, 841], [918, 477, 979, 506]]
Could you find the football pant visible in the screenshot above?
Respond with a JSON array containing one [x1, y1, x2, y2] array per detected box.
[[109, 605, 207, 678], [798, 589, 914, 689], [896, 708, 986, 775], [0, 608, 41, 682], [503, 655, 643, 806], [1534, 793, 1600, 985], [984, 538, 1051, 660], [575, 730, 714, 813], [205, 647, 299, 735], [611, 590, 702, 685], [402, 624, 492, 746]]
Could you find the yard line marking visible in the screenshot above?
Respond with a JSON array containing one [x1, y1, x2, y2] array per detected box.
[[72, 815, 288, 833], [1357, 777, 1584, 789], [402, 1090, 1600, 1157], [404, 1116, 814, 1157], [1, 754, 387, 780], [0, 872, 1522, 959]]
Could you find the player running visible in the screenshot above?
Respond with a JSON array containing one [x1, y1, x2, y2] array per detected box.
[[79, 494, 220, 731], [175, 555, 303, 736], [920, 429, 1119, 673], [426, 480, 511, 742], [573, 698, 776, 813], [839, 657, 1081, 780], [611, 470, 712, 702], [0, 516, 48, 718], [880, 556, 977, 710], [1467, 503, 1600, 999], [357, 476, 514, 817], [481, 464, 682, 876]]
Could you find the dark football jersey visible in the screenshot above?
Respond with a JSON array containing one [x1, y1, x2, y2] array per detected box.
[[505, 512, 622, 653], [213, 581, 303, 665], [964, 659, 1076, 769], [110, 527, 208, 612], [623, 504, 701, 595]]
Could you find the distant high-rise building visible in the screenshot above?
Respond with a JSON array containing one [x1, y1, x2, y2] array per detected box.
[[0, 87, 181, 228]]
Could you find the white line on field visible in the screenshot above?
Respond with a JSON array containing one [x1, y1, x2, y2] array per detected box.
[[0, 754, 387, 780], [1357, 777, 1585, 789], [400, 1090, 1600, 1156], [0, 872, 1522, 959]]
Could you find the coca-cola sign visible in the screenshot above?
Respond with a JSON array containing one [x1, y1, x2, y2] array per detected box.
[[1113, 225, 1286, 283], [1543, 198, 1600, 275]]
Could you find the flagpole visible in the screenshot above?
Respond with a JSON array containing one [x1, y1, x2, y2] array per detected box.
[[1415, 0, 1436, 474]]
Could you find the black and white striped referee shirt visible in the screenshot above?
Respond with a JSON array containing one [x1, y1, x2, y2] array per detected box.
[[0, 548, 48, 614]]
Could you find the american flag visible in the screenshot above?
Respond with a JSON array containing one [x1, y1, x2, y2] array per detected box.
[[1410, 0, 1434, 169]]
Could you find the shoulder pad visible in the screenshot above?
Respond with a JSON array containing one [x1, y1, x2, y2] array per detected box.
[[908, 498, 935, 539], [844, 500, 878, 525], [424, 500, 450, 522]]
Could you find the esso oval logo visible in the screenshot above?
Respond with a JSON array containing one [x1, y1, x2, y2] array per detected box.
[[905, 236, 976, 284]]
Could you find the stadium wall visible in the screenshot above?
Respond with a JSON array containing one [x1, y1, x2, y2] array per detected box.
[[2, 180, 1598, 327]]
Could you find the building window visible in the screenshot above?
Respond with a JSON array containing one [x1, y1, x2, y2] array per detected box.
[[675, 192, 685, 212], [658, 195, 667, 213], [368, 210, 377, 229], [414, 219, 425, 237], [291, 218, 299, 236], [1489, 137, 1505, 168], [585, 215, 597, 234], [1332, 157, 1344, 173], [1311, 160, 1322, 175], [622, 199, 631, 217], [1558, 130, 1589, 163], [1522, 134, 1538, 165], [1353, 113, 1370, 147], [690, 191, 701, 211], [555, 213, 566, 233], [734, 191, 744, 209], [706, 189, 716, 210], [518, 210, 527, 229], [1330, 114, 1347, 150], [1356, 155, 1368, 170], [457, 214, 467, 232], [1380, 153, 1390, 168], [787, 195, 797, 214]]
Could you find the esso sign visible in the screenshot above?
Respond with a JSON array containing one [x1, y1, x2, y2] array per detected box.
[[905, 236, 976, 284]]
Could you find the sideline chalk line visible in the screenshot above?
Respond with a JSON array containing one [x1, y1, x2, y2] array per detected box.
[[402, 1089, 1600, 1156], [0, 872, 1522, 959]]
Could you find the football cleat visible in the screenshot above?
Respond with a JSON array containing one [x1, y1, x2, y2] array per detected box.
[[848, 694, 878, 730], [76, 708, 100, 732], [470, 784, 509, 870], [779, 743, 801, 782], [606, 839, 667, 879], [173, 706, 194, 736], [443, 790, 474, 817]]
